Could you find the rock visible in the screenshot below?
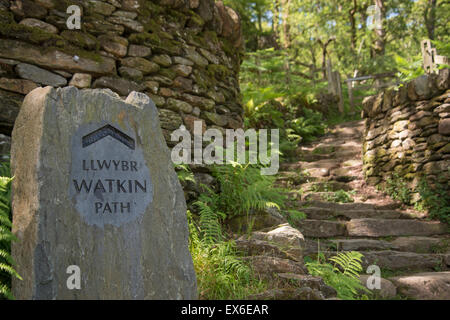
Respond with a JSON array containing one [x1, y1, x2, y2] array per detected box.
[[121, 0, 141, 11], [0, 78, 38, 95], [15, 63, 67, 87], [199, 48, 220, 65], [276, 273, 337, 298], [181, 93, 214, 111], [243, 224, 305, 261], [226, 207, 287, 234], [195, 0, 214, 22], [172, 64, 192, 77], [184, 47, 209, 67], [128, 44, 151, 57], [121, 57, 160, 74], [393, 120, 409, 132], [11, 0, 47, 18], [11, 87, 197, 299], [434, 103, 450, 114], [0, 134, 11, 160], [152, 55, 172, 67], [69, 73, 92, 89], [389, 272, 450, 300], [88, 0, 116, 15], [293, 220, 346, 238], [436, 68, 449, 90], [119, 67, 144, 81], [183, 114, 205, 134], [173, 56, 194, 66], [167, 98, 193, 113], [347, 219, 447, 237], [19, 18, 58, 34], [107, 16, 144, 32], [158, 109, 183, 131], [333, 239, 394, 251], [0, 40, 116, 76], [0, 89, 22, 134], [390, 236, 447, 253], [93, 76, 143, 96], [360, 251, 443, 270], [439, 118, 450, 135], [242, 256, 305, 278], [248, 287, 325, 300], [204, 111, 228, 126], [98, 35, 129, 58], [359, 275, 397, 299], [173, 77, 193, 91], [235, 239, 295, 260], [60, 31, 98, 50]]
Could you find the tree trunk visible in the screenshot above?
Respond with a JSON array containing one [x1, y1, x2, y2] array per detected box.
[[424, 0, 437, 40], [372, 0, 386, 57], [349, 0, 358, 54], [281, 0, 292, 49]]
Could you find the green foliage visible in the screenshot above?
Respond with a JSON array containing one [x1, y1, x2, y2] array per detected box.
[[286, 210, 306, 226], [0, 162, 21, 300], [174, 164, 196, 184], [305, 251, 369, 300], [415, 178, 450, 224], [187, 211, 265, 300], [287, 109, 326, 143], [194, 163, 286, 243], [323, 190, 356, 203], [385, 173, 412, 205], [394, 54, 424, 83]]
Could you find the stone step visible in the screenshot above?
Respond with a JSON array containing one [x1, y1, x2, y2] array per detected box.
[[275, 273, 337, 298], [295, 200, 402, 211], [389, 272, 450, 300], [360, 251, 446, 271], [390, 236, 449, 253], [235, 239, 298, 261], [317, 250, 445, 271], [241, 255, 306, 278], [300, 181, 352, 192], [304, 236, 449, 255], [292, 219, 347, 238], [299, 206, 405, 220], [347, 219, 448, 237]]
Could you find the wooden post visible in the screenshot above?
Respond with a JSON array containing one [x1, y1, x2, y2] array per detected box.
[[326, 59, 334, 95], [348, 80, 354, 113], [334, 71, 344, 113]]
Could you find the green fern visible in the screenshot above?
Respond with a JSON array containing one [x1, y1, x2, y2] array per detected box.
[[305, 251, 369, 300], [187, 211, 265, 299], [0, 161, 21, 300]]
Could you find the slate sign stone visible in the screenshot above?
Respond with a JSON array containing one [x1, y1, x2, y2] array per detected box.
[[11, 87, 197, 299], [69, 122, 153, 227]]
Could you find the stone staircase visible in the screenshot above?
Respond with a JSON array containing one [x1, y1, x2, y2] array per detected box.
[[281, 120, 450, 299], [238, 120, 449, 300]]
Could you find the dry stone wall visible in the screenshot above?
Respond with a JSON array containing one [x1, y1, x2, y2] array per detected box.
[[0, 0, 244, 151], [362, 69, 450, 197]]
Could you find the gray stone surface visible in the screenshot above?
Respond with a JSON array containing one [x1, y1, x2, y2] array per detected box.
[[11, 87, 197, 299], [15, 63, 67, 87]]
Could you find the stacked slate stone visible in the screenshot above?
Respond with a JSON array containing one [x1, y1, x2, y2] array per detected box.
[[362, 69, 450, 199], [0, 0, 244, 155]]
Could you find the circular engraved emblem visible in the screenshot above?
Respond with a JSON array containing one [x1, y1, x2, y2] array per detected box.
[[69, 122, 153, 227]]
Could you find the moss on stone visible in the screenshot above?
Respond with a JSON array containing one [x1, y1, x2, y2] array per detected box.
[[158, 68, 177, 80], [0, 22, 63, 46], [187, 10, 204, 28], [129, 32, 161, 46], [167, 9, 188, 26], [207, 64, 230, 79], [61, 30, 98, 50]]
